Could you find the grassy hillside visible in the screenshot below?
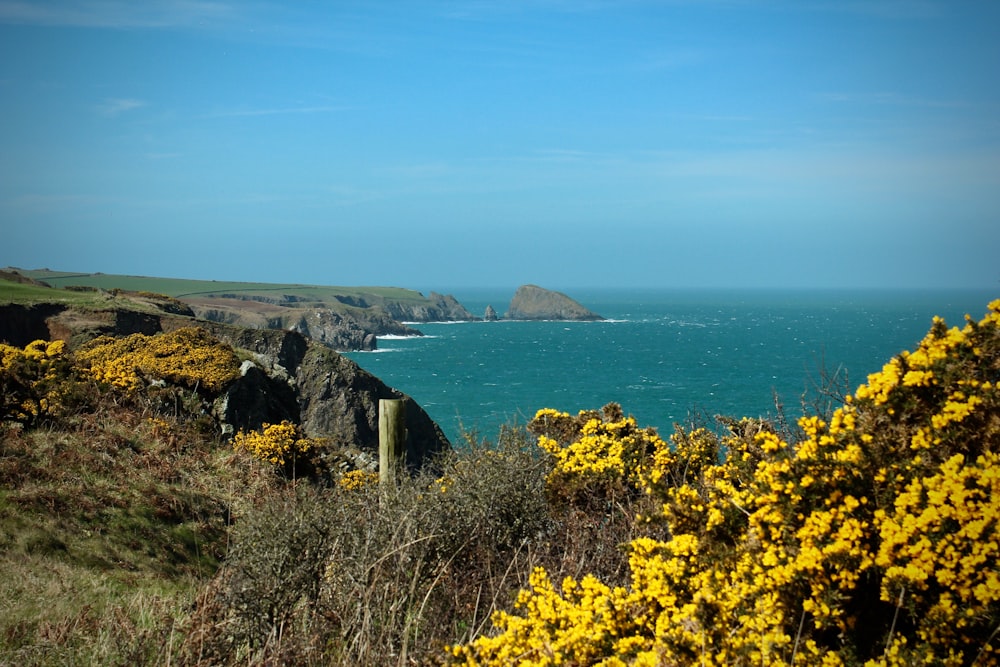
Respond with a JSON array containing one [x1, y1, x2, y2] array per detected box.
[[0, 344, 283, 665], [0, 275, 104, 307]]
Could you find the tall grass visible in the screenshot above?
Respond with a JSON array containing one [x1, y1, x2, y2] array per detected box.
[[169, 424, 664, 666], [0, 387, 281, 666]]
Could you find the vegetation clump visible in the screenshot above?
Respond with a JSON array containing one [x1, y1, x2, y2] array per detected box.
[[75, 326, 240, 393], [0, 339, 75, 425], [231, 420, 327, 480]]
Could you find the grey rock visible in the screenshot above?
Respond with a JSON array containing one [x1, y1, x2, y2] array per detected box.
[[505, 285, 603, 321]]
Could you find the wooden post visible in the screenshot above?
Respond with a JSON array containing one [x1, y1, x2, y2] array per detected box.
[[379, 399, 406, 485]]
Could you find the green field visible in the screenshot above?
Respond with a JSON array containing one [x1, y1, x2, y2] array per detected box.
[[0, 275, 105, 307], [4, 268, 430, 306]]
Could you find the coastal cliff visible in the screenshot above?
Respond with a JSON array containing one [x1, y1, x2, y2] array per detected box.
[[183, 295, 415, 351], [0, 284, 451, 467], [4, 268, 478, 351], [505, 284, 603, 321]]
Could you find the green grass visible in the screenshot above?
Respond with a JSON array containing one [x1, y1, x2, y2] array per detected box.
[[0, 400, 282, 666], [10, 268, 429, 304], [0, 279, 101, 306]]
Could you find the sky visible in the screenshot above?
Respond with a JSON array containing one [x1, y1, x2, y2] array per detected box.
[[1, 1, 998, 290]]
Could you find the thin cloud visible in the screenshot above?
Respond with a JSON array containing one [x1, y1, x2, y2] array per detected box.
[[817, 91, 967, 109], [805, 0, 944, 20], [0, 0, 238, 29], [97, 97, 146, 116], [204, 105, 354, 118]]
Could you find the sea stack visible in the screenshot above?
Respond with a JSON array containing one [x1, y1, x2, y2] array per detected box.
[[484, 304, 499, 321], [504, 285, 603, 321]]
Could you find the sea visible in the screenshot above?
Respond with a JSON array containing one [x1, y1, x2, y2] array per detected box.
[[344, 288, 998, 446]]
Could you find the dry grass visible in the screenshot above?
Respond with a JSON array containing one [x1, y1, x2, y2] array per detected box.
[[1, 385, 660, 665], [0, 389, 281, 666], [171, 425, 665, 666]]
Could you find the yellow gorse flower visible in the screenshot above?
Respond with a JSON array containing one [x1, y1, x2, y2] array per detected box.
[[0, 339, 71, 422], [232, 420, 317, 467], [76, 326, 240, 393], [338, 469, 379, 491]]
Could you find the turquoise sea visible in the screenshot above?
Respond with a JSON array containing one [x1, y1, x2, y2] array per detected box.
[[345, 289, 998, 445]]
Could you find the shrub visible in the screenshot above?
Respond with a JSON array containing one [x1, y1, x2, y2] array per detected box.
[[75, 327, 240, 393], [231, 420, 316, 466], [528, 403, 665, 506], [338, 468, 379, 490], [0, 339, 76, 424], [190, 425, 554, 665]]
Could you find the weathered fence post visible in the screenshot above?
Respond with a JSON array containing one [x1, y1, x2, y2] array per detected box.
[[379, 398, 406, 485]]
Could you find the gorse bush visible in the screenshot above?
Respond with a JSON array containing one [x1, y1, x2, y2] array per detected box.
[[448, 300, 1000, 666], [338, 468, 379, 490], [75, 326, 240, 393], [231, 420, 323, 479], [0, 339, 77, 424], [530, 403, 661, 503]]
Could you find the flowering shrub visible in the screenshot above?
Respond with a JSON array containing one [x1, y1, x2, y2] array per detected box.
[[231, 420, 320, 470], [0, 339, 73, 424], [449, 299, 1000, 666], [338, 469, 379, 491], [75, 327, 240, 393], [528, 403, 668, 503], [876, 451, 1000, 661]]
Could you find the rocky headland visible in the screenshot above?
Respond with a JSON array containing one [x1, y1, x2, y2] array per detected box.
[[0, 277, 450, 467], [183, 290, 479, 351], [504, 284, 603, 321], [3, 268, 479, 352]]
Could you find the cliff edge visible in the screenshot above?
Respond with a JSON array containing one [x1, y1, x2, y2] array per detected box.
[[0, 277, 451, 468]]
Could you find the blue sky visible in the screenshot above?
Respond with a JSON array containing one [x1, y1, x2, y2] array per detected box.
[[1, 1, 998, 290]]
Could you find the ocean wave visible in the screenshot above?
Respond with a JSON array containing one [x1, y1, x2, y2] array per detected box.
[[377, 334, 439, 340], [411, 320, 488, 325]]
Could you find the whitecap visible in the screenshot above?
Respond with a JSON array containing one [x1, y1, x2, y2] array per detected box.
[[378, 334, 439, 340]]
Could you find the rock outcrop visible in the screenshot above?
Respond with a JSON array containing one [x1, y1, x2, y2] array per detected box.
[[0, 300, 451, 469], [484, 305, 498, 321], [382, 292, 479, 322], [505, 285, 603, 321], [184, 296, 418, 351], [207, 325, 450, 469]]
